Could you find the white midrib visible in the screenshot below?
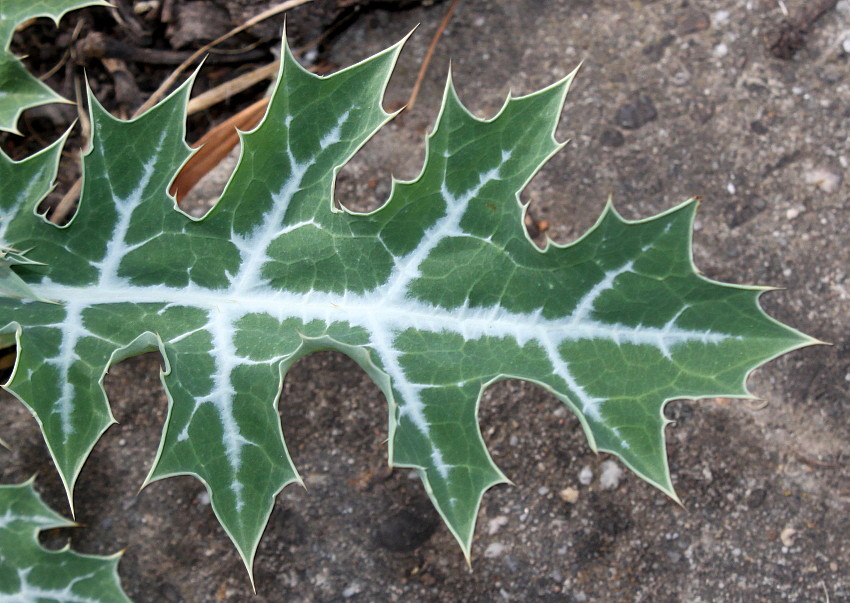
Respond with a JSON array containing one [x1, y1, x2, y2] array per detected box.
[[31, 266, 730, 492], [0, 567, 101, 603], [32, 280, 727, 353], [32, 265, 729, 471], [0, 510, 59, 530]]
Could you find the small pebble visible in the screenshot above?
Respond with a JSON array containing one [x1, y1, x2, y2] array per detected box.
[[780, 526, 797, 547], [713, 43, 729, 58], [843, 38, 850, 54], [599, 128, 625, 147], [599, 460, 624, 490], [559, 486, 579, 504], [305, 473, 329, 486], [538, 486, 550, 496], [786, 207, 800, 220], [302, 48, 319, 66], [727, 182, 736, 195], [578, 466, 593, 485], [671, 70, 691, 86], [615, 95, 657, 130], [714, 10, 730, 24], [484, 542, 508, 558], [488, 515, 509, 535], [342, 583, 362, 598], [804, 167, 842, 193], [750, 120, 769, 135]]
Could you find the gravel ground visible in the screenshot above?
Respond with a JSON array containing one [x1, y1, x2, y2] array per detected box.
[[1, 0, 848, 601]]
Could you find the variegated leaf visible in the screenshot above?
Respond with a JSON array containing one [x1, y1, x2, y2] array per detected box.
[[0, 478, 129, 601], [0, 37, 814, 577]]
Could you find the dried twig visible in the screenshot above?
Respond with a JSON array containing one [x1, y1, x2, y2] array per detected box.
[[39, 20, 85, 82], [406, 0, 459, 112], [135, 0, 313, 116], [76, 32, 268, 66], [52, 179, 82, 224], [187, 61, 280, 115], [72, 71, 90, 142], [49, 72, 90, 224], [794, 449, 841, 469], [101, 57, 139, 114], [109, 0, 151, 45], [745, 398, 769, 411]]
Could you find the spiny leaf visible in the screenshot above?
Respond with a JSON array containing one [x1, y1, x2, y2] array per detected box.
[[0, 0, 109, 133], [0, 245, 49, 301], [0, 35, 815, 579], [0, 478, 130, 601], [0, 131, 65, 302]]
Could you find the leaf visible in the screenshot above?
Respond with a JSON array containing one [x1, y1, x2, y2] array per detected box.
[[0, 478, 130, 601], [0, 245, 50, 301], [0, 132, 64, 311], [0, 0, 109, 133], [0, 37, 815, 579]]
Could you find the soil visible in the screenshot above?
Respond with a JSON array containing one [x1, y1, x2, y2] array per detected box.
[[1, 0, 849, 601]]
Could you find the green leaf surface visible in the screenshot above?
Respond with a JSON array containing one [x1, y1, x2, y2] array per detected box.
[[0, 37, 814, 577], [0, 131, 64, 304], [0, 478, 130, 601], [0, 245, 49, 301], [0, 0, 108, 133]]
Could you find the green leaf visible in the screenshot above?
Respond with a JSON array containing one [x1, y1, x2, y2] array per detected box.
[[0, 131, 64, 308], [0, 0, 109, 133], [0, 478, 130, 601], [0, 36, 815, 578], [0, 245, 50, 301]]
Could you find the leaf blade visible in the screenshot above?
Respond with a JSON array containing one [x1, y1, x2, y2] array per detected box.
[[0, 33, 816, 577], [0, 478, 130, 601]]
